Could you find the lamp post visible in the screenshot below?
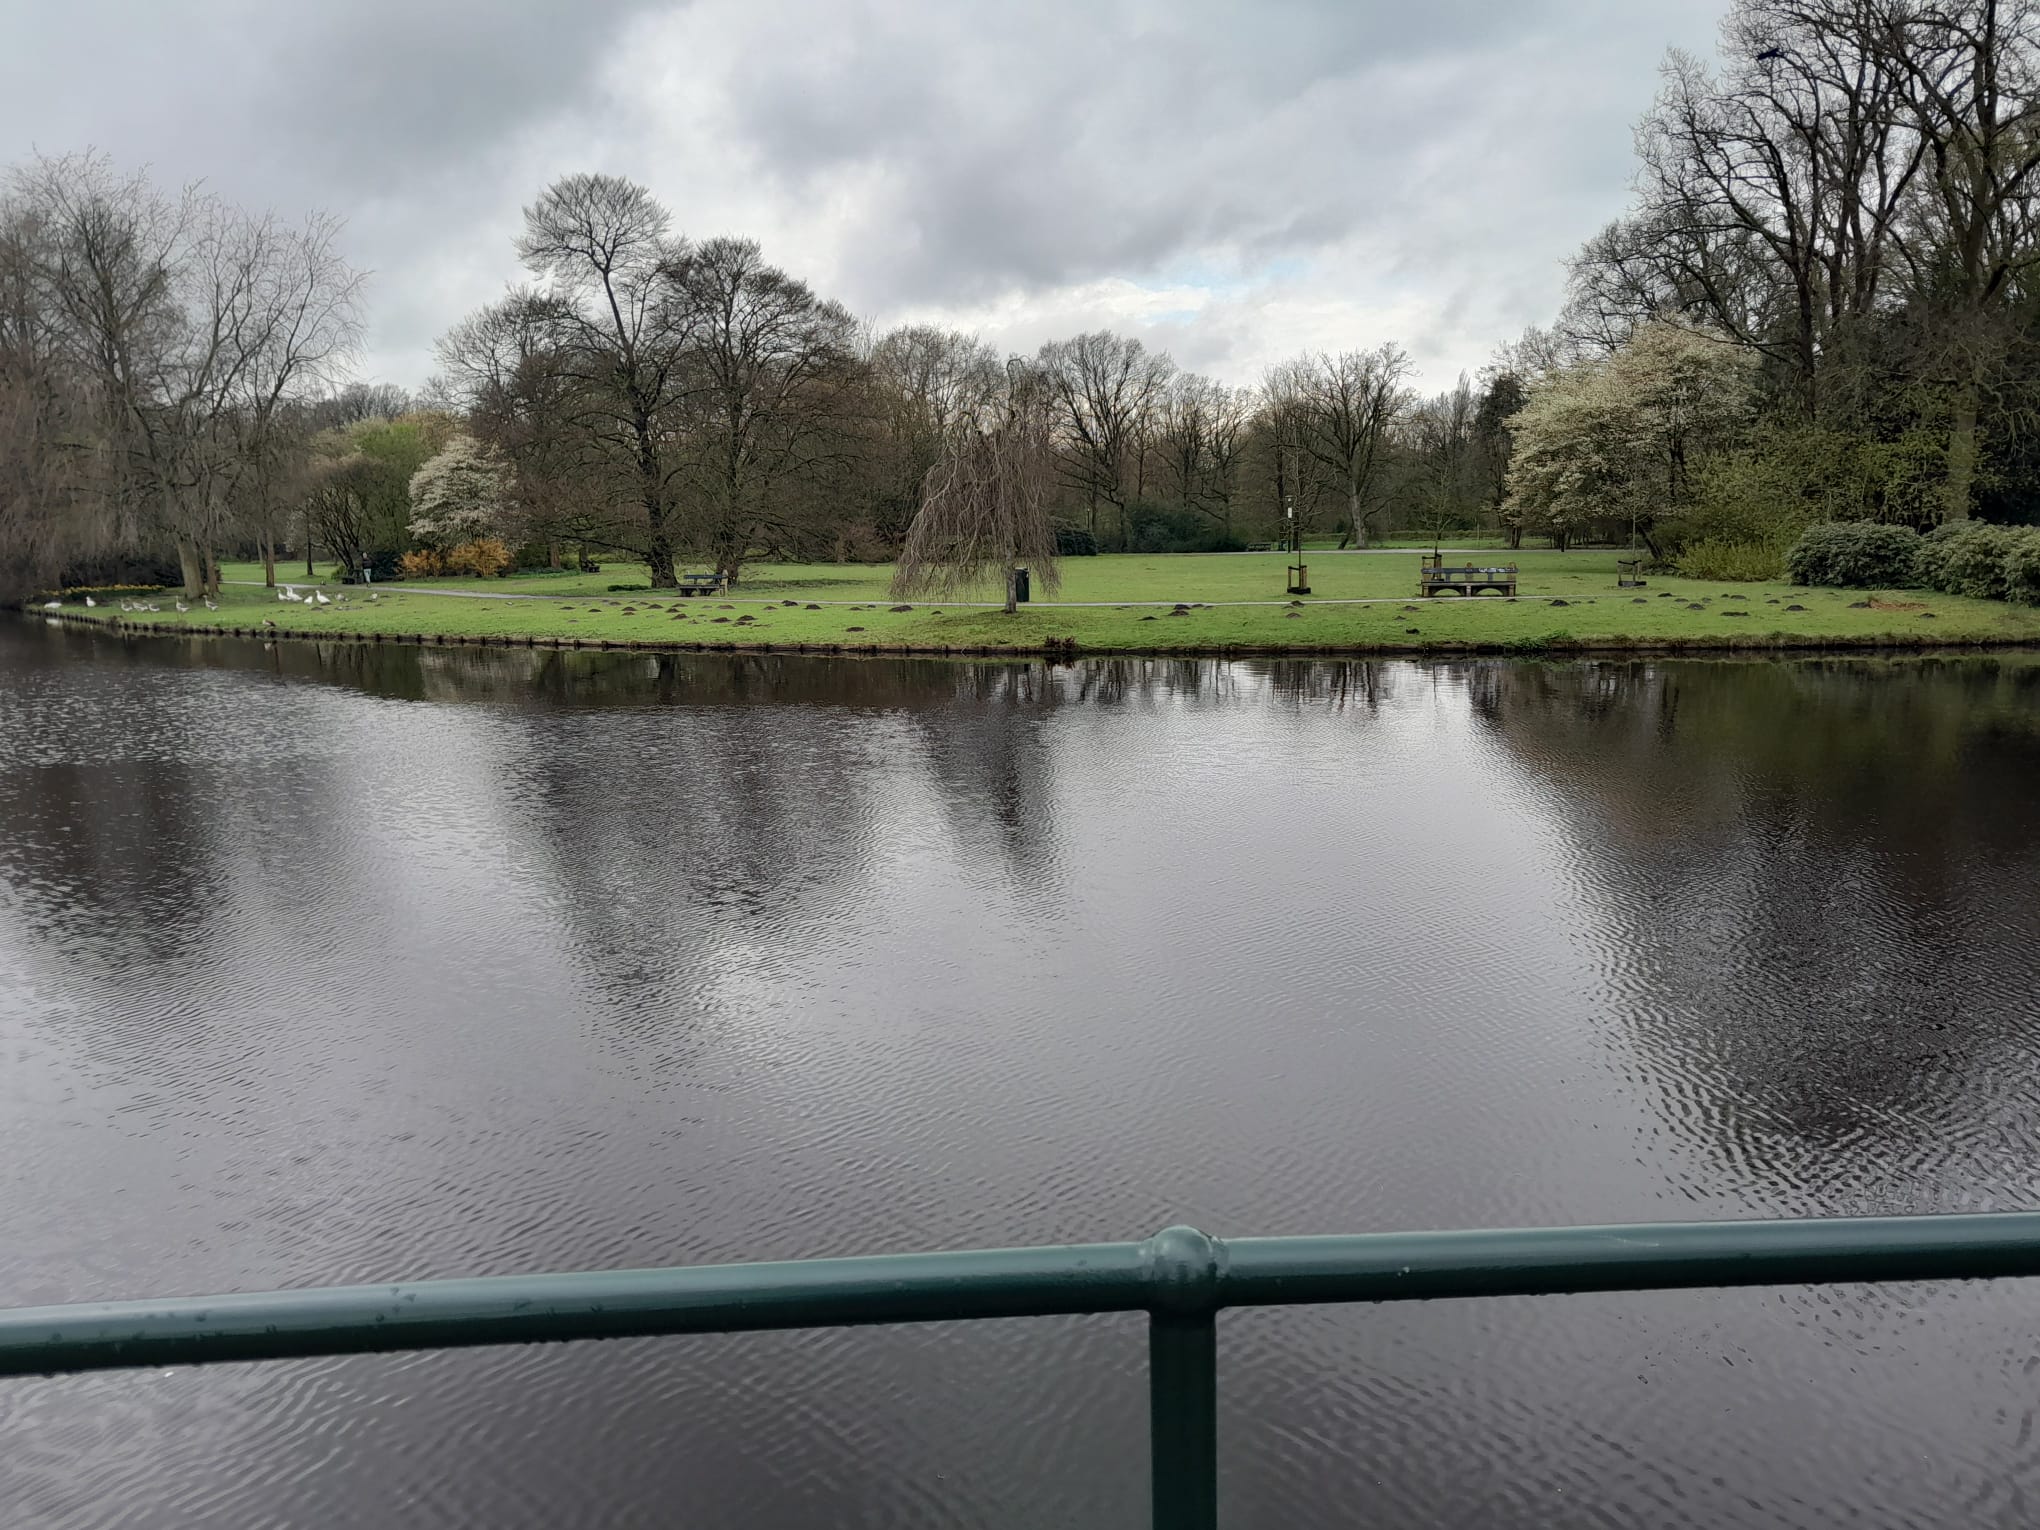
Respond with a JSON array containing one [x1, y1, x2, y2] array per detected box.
[[1285, 497, 1310, 595]]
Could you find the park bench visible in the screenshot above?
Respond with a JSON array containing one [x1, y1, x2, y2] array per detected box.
[[1418, 555, 1518, 597], [674, 572, 728, 596]]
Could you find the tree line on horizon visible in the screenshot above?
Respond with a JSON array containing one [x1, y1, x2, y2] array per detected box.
[[6, 0, 2040, 601]]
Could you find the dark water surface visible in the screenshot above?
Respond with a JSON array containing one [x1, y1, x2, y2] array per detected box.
[[5, 618, 2040, 1528]]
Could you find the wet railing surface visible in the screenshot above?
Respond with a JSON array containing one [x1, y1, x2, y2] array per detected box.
[[7, 1212, 2040, 1529]]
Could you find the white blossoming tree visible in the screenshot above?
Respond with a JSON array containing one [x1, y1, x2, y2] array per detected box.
[[1504, 323, 1751, 550], [407, 434, 509, 549]]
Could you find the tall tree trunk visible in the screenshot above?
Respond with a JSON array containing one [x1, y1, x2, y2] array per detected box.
[[204, 547, 220, 601], [644, 517, 680, 587], [1347, 487, 1367, 549], [711, 524, 743, 589], [636, 417, 679, 587], [1273, 446, 1288, 545], [1004, 561, 1019, 615], [1944, 368, 1979, 522], [174, 535, 205, 601], [1795, 279, 1820, 424], [260, 528, 276, 588]]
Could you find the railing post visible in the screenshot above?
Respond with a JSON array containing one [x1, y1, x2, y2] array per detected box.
[[1145, 1226, 1221, 1530], [1150, 1309, 1217, 1530]]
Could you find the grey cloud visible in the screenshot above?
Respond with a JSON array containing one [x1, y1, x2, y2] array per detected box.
[[714, 0, 1605, 305], [2, 1, 660, 200], [2, 0, 1730, 388]]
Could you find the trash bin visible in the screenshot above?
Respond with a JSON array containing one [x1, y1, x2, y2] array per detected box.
[[1014, 567, 1031, 603]]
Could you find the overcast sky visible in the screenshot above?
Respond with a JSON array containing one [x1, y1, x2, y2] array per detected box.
[[3, 0, 1727, 395]]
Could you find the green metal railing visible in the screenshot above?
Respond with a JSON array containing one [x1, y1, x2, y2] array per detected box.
[[7, 1213, 2040, 1528]]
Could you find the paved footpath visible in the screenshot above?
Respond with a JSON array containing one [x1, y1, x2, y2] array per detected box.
[[228, 582, 1570, 609]]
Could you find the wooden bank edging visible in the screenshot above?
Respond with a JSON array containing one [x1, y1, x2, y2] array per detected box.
[[32, 608, 2040, 662]]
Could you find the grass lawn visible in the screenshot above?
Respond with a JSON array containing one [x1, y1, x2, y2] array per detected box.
[[74, 549, 2040, 655], [218, 548, 1529, 601]]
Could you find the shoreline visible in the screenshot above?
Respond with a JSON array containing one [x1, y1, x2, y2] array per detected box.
[[33, 609, 2040, 662]]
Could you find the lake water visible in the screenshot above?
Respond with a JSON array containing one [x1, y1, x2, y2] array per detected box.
[[5, 618, 2040, 1528]]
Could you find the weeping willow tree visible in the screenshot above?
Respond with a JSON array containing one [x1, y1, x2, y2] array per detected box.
[[892, 362, 1060, 613]]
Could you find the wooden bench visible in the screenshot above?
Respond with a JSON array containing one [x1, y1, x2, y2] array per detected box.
[[674, 572, 728, 596], [1418, 557, 1518, 597]]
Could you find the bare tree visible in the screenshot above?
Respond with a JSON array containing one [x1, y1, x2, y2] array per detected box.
[[1282, 344, 1414, 548], [893, 362, 1061, 613], [1203, 384, 1253, 538], [437, 298, 605, 567], [446, 173, 699, 586], [1403, 376, 1483, 543], [1258, 364, 1331, 548], [11, 152, 362, 598], [1154, 373, 1254, 539], [317, 381, 411, 427], [217, 210, 365, 587], [861, 324, 1002, 546], [1037, 331, 1174, 549], [1576, 4, 1925, 420], [0, 191, 107, 598], [1880, 0, 2040, 517], [669, 237, 860, 584]]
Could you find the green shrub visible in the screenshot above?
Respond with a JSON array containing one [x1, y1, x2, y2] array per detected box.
[[1054, 523, 1099, 556], [1908, 522, 1956, 589], [1785, 521, 1921, 587], [58, 553, 182, 589], [1913, 521, 2013, 599], [1125, 500, 1242, 553], [1675, 538, 1785, 581], [2000, 528, 2040, 605], [1686, 454, 1819, 548]]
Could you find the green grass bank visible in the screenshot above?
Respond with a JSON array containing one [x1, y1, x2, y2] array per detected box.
[[46, 549, 2040, 657]]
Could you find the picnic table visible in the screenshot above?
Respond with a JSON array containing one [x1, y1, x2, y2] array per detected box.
[[674, 572, 728, 596]]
